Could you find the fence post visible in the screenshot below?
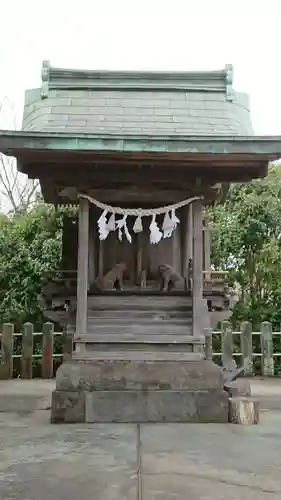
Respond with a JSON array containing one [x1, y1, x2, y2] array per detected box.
[[42, 322, 54, 378], [221, 321, 235, 370], [62, 327, 73, 362], [241, 321, 253, 376], [1, 323, 14, 379], [21, 323, 34, 379], [261, 322, 274, 376], [204, 328, 213, 361]]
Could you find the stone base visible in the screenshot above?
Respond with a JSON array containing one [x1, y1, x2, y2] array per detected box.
[[51, 358, 229, 423]]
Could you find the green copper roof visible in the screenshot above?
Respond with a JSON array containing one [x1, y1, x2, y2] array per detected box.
[[22, 61, 253, 137], [0, 130, 281, 156]]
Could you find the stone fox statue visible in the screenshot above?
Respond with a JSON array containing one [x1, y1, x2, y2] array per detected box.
[[158, 264, 184, 292], [91, 262, 127, 292]]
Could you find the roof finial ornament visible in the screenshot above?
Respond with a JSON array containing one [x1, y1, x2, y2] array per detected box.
[[41, 60, 51, 99], [225, 64, 233, 102]]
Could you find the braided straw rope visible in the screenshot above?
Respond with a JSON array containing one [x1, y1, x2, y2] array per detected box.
[[78, 193, 202, 216]]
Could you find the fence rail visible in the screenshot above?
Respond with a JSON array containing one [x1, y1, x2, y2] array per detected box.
[[0, 320, 280, 379]]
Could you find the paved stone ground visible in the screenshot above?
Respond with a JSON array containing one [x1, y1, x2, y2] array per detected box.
[[0, 378, 281, 499]]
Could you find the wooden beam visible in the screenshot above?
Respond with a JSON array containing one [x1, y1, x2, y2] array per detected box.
[[75, 197, 89, 341]]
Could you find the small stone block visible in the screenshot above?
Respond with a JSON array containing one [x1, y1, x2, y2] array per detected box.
[[197, 391, 229, 423], [224, 379, 251, 397], [86, 391, 146, 422], [229, 397, 260, 425], [146, 391, 198, 422], [51, 390, 85, 423]]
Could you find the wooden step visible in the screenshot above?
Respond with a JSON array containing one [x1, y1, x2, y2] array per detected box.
[[87, 310, 192, 319], [87, 317, 192, 326], [85, 324, 192, 336], [87, 296, 193, 310], [74, 350, 204, 361], [76, 333, 203, 344]]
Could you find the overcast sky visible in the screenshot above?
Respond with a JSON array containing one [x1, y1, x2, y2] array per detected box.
[[0, 0, 280, 134]]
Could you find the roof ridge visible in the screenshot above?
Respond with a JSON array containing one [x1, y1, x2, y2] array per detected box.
[[40, 60, 233, 101]]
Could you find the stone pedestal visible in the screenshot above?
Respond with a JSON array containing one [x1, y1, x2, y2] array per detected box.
[[51, 356, 229, 423]]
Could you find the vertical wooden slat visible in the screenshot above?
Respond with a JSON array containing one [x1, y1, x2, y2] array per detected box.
[[62, 327, 73, 362], [204, 328, 213, 361], [21, 322, 34, 379], [221, 321, 234, 370], [42, 322, 54, 378], [241, 321, 253, 375], [261, 322, 274, 376], [1, 323, 13, 379]]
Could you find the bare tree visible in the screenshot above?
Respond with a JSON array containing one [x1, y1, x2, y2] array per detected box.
[[0, 97, 40, 214]]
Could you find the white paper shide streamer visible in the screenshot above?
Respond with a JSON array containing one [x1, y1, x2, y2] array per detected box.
[[80, 194, 202, 245]]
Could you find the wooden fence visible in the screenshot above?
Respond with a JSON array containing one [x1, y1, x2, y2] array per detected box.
[[0, 320, 280, 379], [0, 323, 72, 379], [205, 321, 278, 376]]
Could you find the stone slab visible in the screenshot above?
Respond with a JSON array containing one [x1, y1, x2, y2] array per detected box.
[[55, 358, 224, 392]]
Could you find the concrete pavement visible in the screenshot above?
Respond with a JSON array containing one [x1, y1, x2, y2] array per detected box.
[[0, 378, 280, 499]]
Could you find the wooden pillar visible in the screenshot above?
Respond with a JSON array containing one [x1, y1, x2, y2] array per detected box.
[[181, 204, 193, 277], [75, 197, 89, 340], [172, 225, 181, 273], [187, 203, 193, 261], [136, 232, 143, 284], [88, 210, 96, 287], [203, 219, 211, 271], [98, 241, 104, 277], [192, 200, 207, 336]]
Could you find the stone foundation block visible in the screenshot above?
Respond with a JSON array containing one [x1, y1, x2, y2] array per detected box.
[[51, 390, 85, 423], [51, 358, 229, 424], [51, 389, 230, 424], [197, 390, 229, 423], [85, 390, 146, 423]]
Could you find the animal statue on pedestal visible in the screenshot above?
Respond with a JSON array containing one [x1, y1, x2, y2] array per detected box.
[[90, 262, 127, 292], [158, 264, 184, 292]]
